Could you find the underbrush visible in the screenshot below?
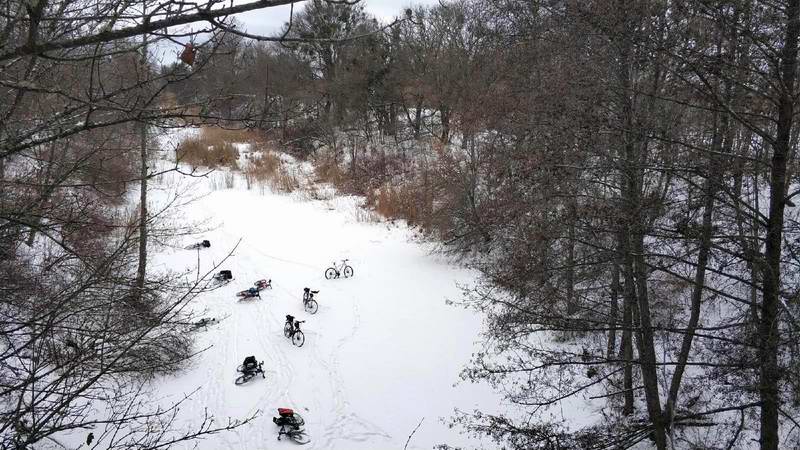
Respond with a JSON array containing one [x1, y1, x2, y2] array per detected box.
[[243, 149, 300, 193], [175, 127, 458, 234], [177, 128, 240, 169], [177, 127, 301, 194], [311, 141, 452, 233]]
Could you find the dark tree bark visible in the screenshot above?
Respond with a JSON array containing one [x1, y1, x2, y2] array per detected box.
[[135, 10, 149, 300], [760, 2, 800, 448], [607, 259, 620, 359], [617, 1, 665, 445]]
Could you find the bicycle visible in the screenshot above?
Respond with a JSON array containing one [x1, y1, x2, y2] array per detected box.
[[324, 259, 353, 280], [273, 408, 310, 444], [254, 279, 272, 290], [234, 358, 265, 385], [212, 270, 233, 285], [185, 239, 211, 250], [302, 288, 319, 314], [283, 315, 305, 347], [191, 317, 217, 329], [236, 287, 261, 300]]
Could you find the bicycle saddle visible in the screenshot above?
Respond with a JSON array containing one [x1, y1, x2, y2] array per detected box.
[[286, 314, 294, 322], [303, 287, 309, 292]]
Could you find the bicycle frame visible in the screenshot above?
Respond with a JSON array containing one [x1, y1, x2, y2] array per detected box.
[[285, 319, 303, 336], [332, 259, 347, 274], [277, 424, 308, 442]]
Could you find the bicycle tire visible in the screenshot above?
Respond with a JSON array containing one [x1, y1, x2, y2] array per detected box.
[[304, 299, 318, 314], [324, 267, 336, 279], [343, 265, 353, 278], [283, 322, 293, 338], [288, 430, 311, 445], [235, 373, 252, 385], [303, 291, 310, 301], [292, 330, 305, 347]]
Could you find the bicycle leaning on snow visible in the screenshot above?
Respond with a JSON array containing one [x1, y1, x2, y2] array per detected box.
[[234, 356, 265, 385], [324, 259, 353, 280], [273, 408, 310, 444]]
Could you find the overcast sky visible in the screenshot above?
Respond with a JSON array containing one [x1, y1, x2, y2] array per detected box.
[[232, 0, 441, 36]]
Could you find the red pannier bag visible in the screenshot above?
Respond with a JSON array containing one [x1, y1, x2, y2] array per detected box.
[[278, 408, 294, 417]]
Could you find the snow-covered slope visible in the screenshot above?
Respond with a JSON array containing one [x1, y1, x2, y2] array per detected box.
[[147, 157, 500, 449]]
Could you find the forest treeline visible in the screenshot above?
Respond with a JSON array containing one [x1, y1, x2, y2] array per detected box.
[[3, 0, 800, 448], [171, 0, 800, 448]]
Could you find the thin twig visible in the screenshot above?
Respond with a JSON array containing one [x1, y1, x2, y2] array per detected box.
[[403, 417, 424, 450]]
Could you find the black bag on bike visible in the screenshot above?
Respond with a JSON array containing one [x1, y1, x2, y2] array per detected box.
[[243, 355, 257, 368], [217, 270, 233, 280]]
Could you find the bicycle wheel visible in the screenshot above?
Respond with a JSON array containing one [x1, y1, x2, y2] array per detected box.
[[304, 299, 318, 314], [235, 373, 252, 385], [303, 291, 309, 301], [343, 265, 353, 278], [292, 330, 305, 347], [288, 429, 311, 445], [324, 267, 336, 279], [283, 322, 292, 338]]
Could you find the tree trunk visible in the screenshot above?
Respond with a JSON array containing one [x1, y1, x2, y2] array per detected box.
[[760, 2, 799, 448], [607, 258, 620, 358], [389, 103, 397, 137], [617, 1, 666, 445], [619, 253, 634, 416], [565, 202, 577, 316], [664, 141, 721, 428], [136, 126, 148, 298], [440, 105, 450, 143], [135, 13, 149, 300], [414, 100, 422, 139], [26, 144, 58, 246], [260, 62, 270, 129]]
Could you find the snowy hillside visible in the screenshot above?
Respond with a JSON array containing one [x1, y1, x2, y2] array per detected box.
[[145, 146, 501, 449]]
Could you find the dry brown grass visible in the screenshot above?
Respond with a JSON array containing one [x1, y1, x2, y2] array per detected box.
[[176, 126, 302, 193], [201, 127, 267, 145], [365, 183, 432, 226], [177, 129, 240, 169], [313, 155, 349, 190], [271, 170, 301, 193], [176, 127, 273, 169], [243, 151, 281, 182], [243, 151, 300, 193], [311, 147, 449, 231]]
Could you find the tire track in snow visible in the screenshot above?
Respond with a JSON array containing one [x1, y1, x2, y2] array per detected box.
[[316, 283, 391, 448], [217, 232, 298, 448]]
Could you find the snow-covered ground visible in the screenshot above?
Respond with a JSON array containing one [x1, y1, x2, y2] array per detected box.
[[145, 145, 501, 449]]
